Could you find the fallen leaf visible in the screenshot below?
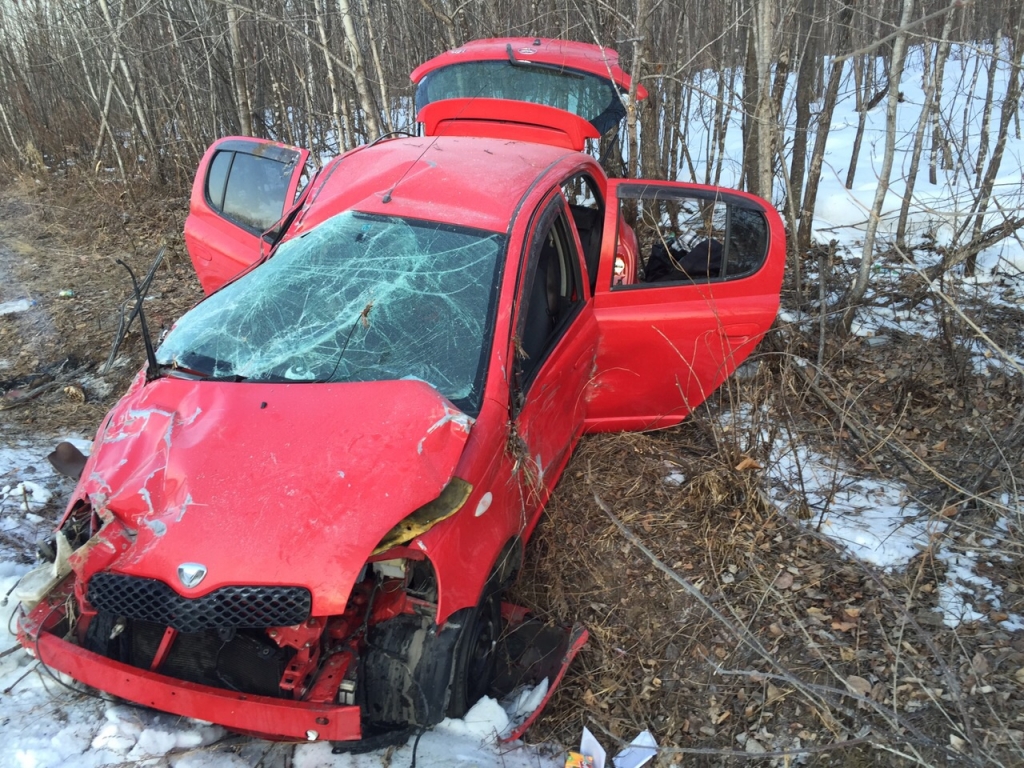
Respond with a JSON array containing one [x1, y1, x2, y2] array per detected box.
[[846, 675, 872, 696], [735, 456, 761, 471], [773, 572, 794, 590], [831, 620, 857, 632], [766, 683, 785, 704], [971, 652, 990, 676]]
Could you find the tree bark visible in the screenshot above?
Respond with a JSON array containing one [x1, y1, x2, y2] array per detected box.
[[797, 0, 854, 256]]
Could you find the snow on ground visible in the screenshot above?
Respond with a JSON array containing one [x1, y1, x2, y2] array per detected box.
[[716, 404, 1024, 632]]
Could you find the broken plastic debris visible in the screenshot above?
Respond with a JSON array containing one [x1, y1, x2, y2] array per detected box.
[[613, 730, 658, 768], [568, 728, 658, 768], [500, 678, 548, 736], [13, 532, 73, 609], [663, 471, 686, 486], [577, 727, 606, 768]]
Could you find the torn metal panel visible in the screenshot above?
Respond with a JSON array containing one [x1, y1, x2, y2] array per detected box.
[[70, 376, 471, 615], [372, 478, 473, 554]]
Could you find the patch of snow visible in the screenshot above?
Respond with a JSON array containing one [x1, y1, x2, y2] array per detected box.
[[724, 407, 1024, 630], [0, 298, 34, 315]]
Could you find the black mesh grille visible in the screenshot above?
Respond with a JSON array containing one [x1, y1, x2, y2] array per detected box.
[[86, 573, 311, 633]]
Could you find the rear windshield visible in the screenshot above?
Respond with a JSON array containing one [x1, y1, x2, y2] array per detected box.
[[416, 60, 626, 134], [157, 211, 505, 415]]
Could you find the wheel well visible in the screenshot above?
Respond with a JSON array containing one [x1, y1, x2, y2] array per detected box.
[[488, 537, 523, 593]]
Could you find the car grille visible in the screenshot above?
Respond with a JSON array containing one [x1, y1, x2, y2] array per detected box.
[[86, 573, 311, 633]]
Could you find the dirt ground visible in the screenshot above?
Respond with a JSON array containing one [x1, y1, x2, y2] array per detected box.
[[2, 175, 1024, 766]]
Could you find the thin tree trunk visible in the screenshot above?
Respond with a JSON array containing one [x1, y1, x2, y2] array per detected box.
[[312, 0, 348, 151], [625, 0, 648, 181], [962, 15, 1024, 275], [974, 28, 1003, 186], [96, 0, 160, 161], [226, 3, 253, 135], [741, 17, 760, 194], [798, 0, 854, 256], [896, 8, 956, 248], [713, 68, 737, 187], [845, 0, 916, 329], [845, 54, 868, 189], [337, 0, 382, 142], [362, 0, 393, 133]]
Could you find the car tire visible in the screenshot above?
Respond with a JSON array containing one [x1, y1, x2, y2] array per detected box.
[[446, 586, 502, 718], [362, 613, 458, 730]]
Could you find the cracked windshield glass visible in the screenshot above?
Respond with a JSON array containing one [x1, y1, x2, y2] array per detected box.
[[157, 211, 505, 412]]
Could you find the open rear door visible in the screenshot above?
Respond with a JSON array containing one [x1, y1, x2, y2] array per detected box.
[[184, 137, 310, 294], [584, 180, 786, 432], [411, 38, 646, 137]]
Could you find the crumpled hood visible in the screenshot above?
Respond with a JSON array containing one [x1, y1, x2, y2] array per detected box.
[[73, 375, 472, 615]]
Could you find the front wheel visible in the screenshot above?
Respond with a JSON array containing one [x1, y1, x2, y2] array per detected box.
[[447, 588, 502, 717]]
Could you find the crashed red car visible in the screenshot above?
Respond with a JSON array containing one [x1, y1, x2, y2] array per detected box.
[[15, 38, 784, 747]]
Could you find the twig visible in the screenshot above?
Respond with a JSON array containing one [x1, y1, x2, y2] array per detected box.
[[0, 644, 24, 659], [2, 661, 38, 694], [0, 365, 90, 411]]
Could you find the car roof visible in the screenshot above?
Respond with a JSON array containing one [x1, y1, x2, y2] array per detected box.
[[295, 135, 578, 235]]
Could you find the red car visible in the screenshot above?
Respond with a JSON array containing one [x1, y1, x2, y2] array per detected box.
[[16, 38, 784, 747]]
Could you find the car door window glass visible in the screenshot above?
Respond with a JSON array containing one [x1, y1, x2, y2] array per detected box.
[[613, 186, 769, 288], [518, 205, 583, 384], [206, 150, 294, 233], [220, 152, 294, 232], [560, 175, 603, 294]]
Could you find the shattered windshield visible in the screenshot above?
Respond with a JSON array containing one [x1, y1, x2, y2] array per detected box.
[[416, 60, 626, 134], [156, 211, 505, 414]]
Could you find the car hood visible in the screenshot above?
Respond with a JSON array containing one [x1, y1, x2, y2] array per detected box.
[[73, 375, 473, 615]]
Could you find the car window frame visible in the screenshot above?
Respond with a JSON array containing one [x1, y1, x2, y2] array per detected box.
[[610, 182, 772, 290], [511, 192, 587, 401], [202, 140, 307, 237]]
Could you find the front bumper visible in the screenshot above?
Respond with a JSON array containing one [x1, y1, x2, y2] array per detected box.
[[18, 586, 362, 742]]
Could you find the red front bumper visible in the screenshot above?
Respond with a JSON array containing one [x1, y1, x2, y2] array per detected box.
[[20, 602, 362, 742]]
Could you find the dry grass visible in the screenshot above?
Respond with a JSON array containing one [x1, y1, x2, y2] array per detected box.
[[513, 316, 1024, 765]]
